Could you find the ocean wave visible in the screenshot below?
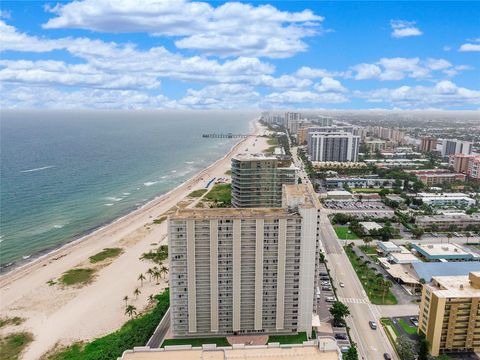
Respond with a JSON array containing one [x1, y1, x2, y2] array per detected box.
[[20, 165, 55, 173], [144, 181, 158, 187], [171, 170, 177, 173], [22, 255, 31, 260], [122, 192, 131, 196], [53, 224, 64, 229], [104, 203, 114, 206], [105, 196, 123, 202], [185, 161, 195, 164], [160, 175, 168, 179]]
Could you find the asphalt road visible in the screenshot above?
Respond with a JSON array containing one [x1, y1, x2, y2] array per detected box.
[[147, 308, 170, 348], [291, 145, 398, 360]]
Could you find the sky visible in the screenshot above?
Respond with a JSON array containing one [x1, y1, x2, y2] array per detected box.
[[0, 0, 479, 110]]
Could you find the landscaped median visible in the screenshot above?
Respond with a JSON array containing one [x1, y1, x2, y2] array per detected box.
[[344, 245, 397, 305]]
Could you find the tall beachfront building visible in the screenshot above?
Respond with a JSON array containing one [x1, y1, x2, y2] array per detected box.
[[418, 272, 480, 356], [308, 131, 360, 162], [168, 185, 320, 338], [231, 153, 296, 208], [441, 139, 473, 157]]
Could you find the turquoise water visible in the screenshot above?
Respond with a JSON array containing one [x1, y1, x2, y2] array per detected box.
[[0, 110, 256, 269]]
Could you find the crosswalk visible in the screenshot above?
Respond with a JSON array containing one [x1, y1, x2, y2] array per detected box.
[[338, 297, 368, 304]]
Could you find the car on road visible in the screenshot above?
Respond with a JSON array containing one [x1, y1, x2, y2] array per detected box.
[[383, 353, 392, 360], [339, 282, 345, 287], [334, 333, 348, 340], [369, 320, 377, 330]]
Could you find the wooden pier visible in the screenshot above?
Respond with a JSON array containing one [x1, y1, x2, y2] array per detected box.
[[202, 133, 250, 139]]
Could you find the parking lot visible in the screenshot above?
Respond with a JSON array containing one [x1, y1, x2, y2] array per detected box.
[[316, 262, 351, 351], [324, 200, 391, 211]]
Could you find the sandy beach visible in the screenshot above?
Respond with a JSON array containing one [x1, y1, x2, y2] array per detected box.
[[0, 120, 269, 359]]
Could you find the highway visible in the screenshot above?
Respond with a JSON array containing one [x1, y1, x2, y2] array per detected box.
[[291, 144, 398, 360]]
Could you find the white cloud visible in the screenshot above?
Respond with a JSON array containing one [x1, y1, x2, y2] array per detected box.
[[294, 66, 347, 79], [0, 85, 177, 109], [257, 75, 312, 89], [390, 20, 422, 38], [43, 0, 324, 58], [179, 84, 260, 108], [356, 81, 480, 108], [314, 77, 347, 93], [351, 57, 466, 81], [264, 90, 348, 106], [459, 43, 480, 52]]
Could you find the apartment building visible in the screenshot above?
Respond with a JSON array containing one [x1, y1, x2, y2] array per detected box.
[[231, 153, 296, 208], [410, 170, 466, 186], [364, 140, 387, 152], [308, 132, 360, 162], [441, 139, 473, 157], [467, 156, 480, 181], [416, 193, 475, 207], [449, 154, 475, 174], [325, 177, 403, 189], [418, 272, 480, 356], [416, 213, 480, 230], [285, 112, 302, 134], [169, 185, 320, 338], [420, 137, 438, 153]]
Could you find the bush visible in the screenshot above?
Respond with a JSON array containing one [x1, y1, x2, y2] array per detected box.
[[89, 248, 123, 263], [46, 289, 170, 360], [204, 184, 232, 207], [140, 245, 168, 265], [59, 268, 96, 286]]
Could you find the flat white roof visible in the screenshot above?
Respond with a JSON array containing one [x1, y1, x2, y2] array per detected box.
[[359, 221, 382, 231], [327, 190, 352, 196], [414, 243, 469, 257]]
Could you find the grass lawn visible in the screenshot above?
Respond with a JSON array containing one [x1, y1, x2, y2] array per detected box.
[[334, 226, 360, 240], [351, 188, 382, 193], [59, 268, 96, 286], [268, 332, 307, 344], [344, 247, 397, 305], [188, 189, 208, 198], [0, 332, 33, 360], [267, 138, 278, 146], [359, 245, 377, 255], [204, 184, 232, 206], [398, 318, 417, 335], [380, 318, 399, 336], [162, 337, 230, 347], [89, 248, 123, 263]]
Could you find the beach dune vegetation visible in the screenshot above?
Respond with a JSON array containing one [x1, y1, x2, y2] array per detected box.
[[59, 268, 96, 286], [187, 189, 208, 198], [204, 184, 232, 207], [89, 248, 123, 263], [140, 245, 168, 265], [43, 289, 170, 360], [0, 332, 33, 360]]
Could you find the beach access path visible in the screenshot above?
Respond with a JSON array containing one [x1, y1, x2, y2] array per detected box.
[[0, 121, 268, 360]]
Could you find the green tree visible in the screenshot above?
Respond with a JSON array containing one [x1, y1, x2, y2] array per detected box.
[[146, 268, 154, 282], [160, 265, 169, 279], [125, 305, 137, 318], [412, 227, 424, 239], [329, 301, 350, 327], [396, 335, 416, 360], [343, 345, 358, 360], [418, 334, 429, 360]]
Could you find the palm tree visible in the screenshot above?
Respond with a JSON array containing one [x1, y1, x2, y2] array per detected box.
[[123, 295, 129, 307], [382, 280, 392, 303], [138, 273, 146, 287], [125, 305, 137, 318], [133, 288, 141, 299], [465, 231, 471, 245], [447, 232, 453, 244], [146, 268, 154, 282], [160, 265, 169, 279], [148, 294, 155, 303], [152, 270, 161, 284]]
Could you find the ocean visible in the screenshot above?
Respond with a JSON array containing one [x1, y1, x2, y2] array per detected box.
[[0, 110, 256, 269]]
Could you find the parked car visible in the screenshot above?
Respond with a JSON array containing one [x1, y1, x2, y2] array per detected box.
[[369, 320, 377, 330], [340, 346, 350, 353], [383, 353, 392, 360], [322, 286, 332, 291], [335, 333, 347, 340], [325, 296, 335, 303], [339, 282, 345, 288], [410, 317, 419, 327]]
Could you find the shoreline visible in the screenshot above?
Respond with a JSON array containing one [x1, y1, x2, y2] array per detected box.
[[0, 118, 259, 283]]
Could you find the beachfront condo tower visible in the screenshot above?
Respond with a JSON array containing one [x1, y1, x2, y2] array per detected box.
[[307, 131, 360, 162], [231, 153, 296, 208], [418, 272, 480, 356], [168, 185, 319, 338]]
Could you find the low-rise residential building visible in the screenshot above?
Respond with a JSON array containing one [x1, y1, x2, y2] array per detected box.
[[377, 241, 402, 254], [416, 193, 475, 207], [412, 243, 480, 262], [325, 177, 403, 189], [409, 170, 466, 186], [418, 272, 480, 356], [359, 221, 382, 233], [364, 140, 387, 152], [415, 213, 480, 230]]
